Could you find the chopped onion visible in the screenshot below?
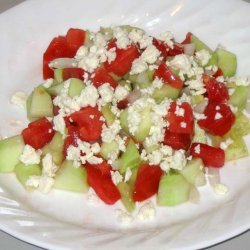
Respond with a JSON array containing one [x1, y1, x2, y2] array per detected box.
[[189, 186, 200, 204], [193, 99, 208, 114], [184, 43, 195, 56], [182, 87, 191, 96], [49, 58, 78, 69], [127, 89, 141, 104], [207, 167, 221, 187]]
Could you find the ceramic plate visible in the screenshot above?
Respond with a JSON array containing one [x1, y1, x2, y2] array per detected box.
[[0, 0, 250, 249]]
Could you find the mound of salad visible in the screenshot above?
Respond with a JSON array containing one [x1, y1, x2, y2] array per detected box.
[[1, 25, 250, 219]]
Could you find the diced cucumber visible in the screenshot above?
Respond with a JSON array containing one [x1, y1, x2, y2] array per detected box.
[[192, 122, 207, 144], [54, 68, 63, 83], [41, 132, 64, 165], [68, 78, 85, 97], [119, 25, 142, 33], [191, 33, 212, 53], [118, 139, 140, 174], [143, 142, 160, 154], [101, 103, 116, 126], [26, 91, 35, 121], [117, 182, 135, 212], [131, 71, 152, 89], [120, 109, 130, 134], [54, 160, 89, 193], [229, 86, 248, 110], [191, 95, 204, 105], [100, 140, 118, 160], [227, 111, 250, 139], [157, 173, 192, 206], [152, 84, 180, 102], [30, 86, 53, 118], [179, 159, 206, 186], [99, 27, 113, 40], [207, 52, 218, 66], [15, 163, 41, 187], [47, 82, 64, 96], [127, 167, 138, 187], [225, 138, 248, 161], [215, 48, 237, 77], [0, 135, 24, 173]]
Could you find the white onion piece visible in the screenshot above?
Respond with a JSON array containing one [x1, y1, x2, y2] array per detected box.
[[207, 167, 221, 187], [189, 186, 200, 204], [182, 87, 191, 96], [195, 172, 206, 187], [184, 43, 195, 56], [127, 89, 141, 104], [193, 99, 208, 114], [49, 58, 78, 69]]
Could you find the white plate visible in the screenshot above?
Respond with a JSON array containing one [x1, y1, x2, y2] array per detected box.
[[0, 0, 250, 249]]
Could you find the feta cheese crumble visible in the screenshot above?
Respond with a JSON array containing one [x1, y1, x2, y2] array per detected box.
[[195, 49, 211, 66], [20, 145, 41, 165], [213, 183, 229, 195], [137, 202, 156, 221], [194, 144, 201, 154], [111, 171, 123, 185], [158, 31, 174, 49], [214, 112, 223, 120], [10, 91, 27, 109]]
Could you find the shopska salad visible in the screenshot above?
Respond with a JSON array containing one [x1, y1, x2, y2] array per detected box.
[[1, 25, 250, 218]]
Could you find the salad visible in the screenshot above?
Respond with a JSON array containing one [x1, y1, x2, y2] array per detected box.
[[1, 25, 250, 218]]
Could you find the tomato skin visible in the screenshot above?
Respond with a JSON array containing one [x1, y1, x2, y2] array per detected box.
[[63, 68, 85, 81], [198, 103, 235, 136], [213, 67, 223, 78], [22, 118, 55, 150], [43, 36, 75, 79], [164, 130, 192, 150], [92, 67, 117, 88], [203, 74, 229, 103], [104, 40, 140, 76], [63, 125, 79, 156], [69, 107, 104, 142], [154, 62, 183, 89], [168, 42, 184, 56], [66, 28, 86, 54], [133, 163, 163, 202], [165, 102, 194, 135], [190, 143, 225, 168], [181, 32, 192, 45], [117, 98, 129, 109], [85, 161, 121, 205]]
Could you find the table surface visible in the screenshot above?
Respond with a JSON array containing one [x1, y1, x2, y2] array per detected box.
[[0, 0, 249, 249]]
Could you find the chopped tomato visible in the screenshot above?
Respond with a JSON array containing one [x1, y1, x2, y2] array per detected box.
[[181, 32, 192, 45], [154, 62, 183, 89], [133, 163, 163, 202], [117, 98, 129, 109], [198, 103, 235, 136], [190, 143, 225, 168], [66, 28, 86, 54], [92, 67, 117, 88], [164, 130, 192, 150], [85, 161, 121, 204], [203, 74, 229, 103], [213, 67, 223, 78], [165, 102, 194, 134], [22, 118, 55, 150], [168, 42, 184, 56], [43, 36, 75, 79], [104, 40, 140, 76], [63, 125, 79, 156], [63, 68, 85, 81], [69, 107, 104, 142]]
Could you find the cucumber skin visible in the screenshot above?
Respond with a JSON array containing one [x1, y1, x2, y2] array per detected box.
[[229, 86, 248, 110], [100, 140, 118, 160], [117, 182, 135, 212]]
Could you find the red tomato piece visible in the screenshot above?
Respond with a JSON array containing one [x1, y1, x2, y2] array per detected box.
[[22, 118, 55, 150], [190, 143, 225, 168], [117, 98, 129, 109], [154, 62, 183, 89], [168, 42, 184, 56], [165, 102, 194, 134], [66, 28, 86, 54], [92, 67, 117, 88], [85, 161, 121, 204], [133, 163, 163, 202], [164, 130, 192, 150], [63, 125, 79, 156], [69, 107, 104, 142], [213, 67, 223, 78], [181, 32, 192, 45], [104, 40, 140, 76], [63, 68, 85, 81], [198, 103, 235, 136], [43, 36, 75, 79], [203, 74, 229, 103]]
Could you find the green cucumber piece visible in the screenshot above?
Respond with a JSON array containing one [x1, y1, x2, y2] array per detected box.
[[117, 182, 135, 212], [127, 167, 138, 187], [54, 160, 89, 193], [100, 140, 118, 160], [68, 78, 85, 97], [215, 48, 237, 77], [225, 138, 248, 161], [179, 159, 206, 186], [15, 163, 41, 187], [54, 69, 63, 83], [157, 173, 191, 206], [0, 135, 24, 173], [191, 33, 212, 53], [101, 103, 116, 126], [152, 84, 180, 102], [229, 86, 248, 110], [191, 95, 204, 105], [207, 52, 218, 66], [47, 82, 64, 96], [30, 86, 53, 118], [99, 27, 113, 40], [120, 109, 129, 134], [118, 139, 140, 174], [26, 92, 35, 121], [192, 122, 207, 144]]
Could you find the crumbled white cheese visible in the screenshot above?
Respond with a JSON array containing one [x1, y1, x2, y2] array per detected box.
[[214, 112, 223, 120], [19, 145, 41, 165], [101, 120, 121, 143], [66, 145, 81, 167], [137, 202, 156, 221], [130, 58, 148, 75], [128, 29, 144, 43], [220, 138, 233, 150], [194, 112, 207, 120], [98, 83, 114, 105], [185, 77, 206, 96], [169, 54, 191, 74], [175, 106, 185, 117], [152, 78, 164, 89], [158, 31, 174, 49], [124, 168, 132, 182], [127, 107, 141, 135], [53, 113, 66, 137], [114, 85, 129, 101], [37, 176, 55, 194], [195, 49, 211, 66], [180, 122, 187, 128], [229, 76, 250, 86], [194, 144, 201, 154], [43, 78, 54, 88], [141, 45, 160, 64], [10, 91, 27, 109], [215, 105, 220, 111], [42, 153, 58, 177], [113, 27, 131, 49], [138, 35, 153, 49], [78, 85, 99, 108], [111, 170, 123, 185], [216, 76, 225, 83], [213, 183, 229, 195], [116, 209, 133, 225]]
